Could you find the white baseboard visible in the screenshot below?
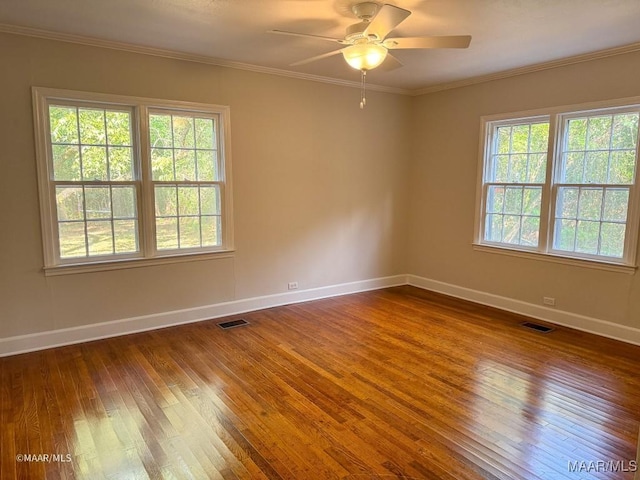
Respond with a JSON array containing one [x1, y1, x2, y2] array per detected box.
[[3, 273, 639, 357], [0, 275, 408, 357], [407, 274, 640, 347]]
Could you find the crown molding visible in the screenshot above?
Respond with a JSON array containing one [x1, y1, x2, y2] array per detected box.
[[3, 23, 640, 99], [412, 42, 640, 96], [0, 23, 412, 96]]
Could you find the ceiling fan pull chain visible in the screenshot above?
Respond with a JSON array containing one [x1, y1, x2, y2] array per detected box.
[[360, 69, 367, 109]]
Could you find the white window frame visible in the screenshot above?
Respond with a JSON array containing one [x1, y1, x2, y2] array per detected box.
[[33, 87, 234, 275], [474, 97, 640, 273]]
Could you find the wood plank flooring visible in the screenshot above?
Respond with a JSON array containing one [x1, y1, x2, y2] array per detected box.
[[1, 286, 639, 479]]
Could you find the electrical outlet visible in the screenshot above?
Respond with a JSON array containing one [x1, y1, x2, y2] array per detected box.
[[543, 297, 556, 306], [288, 282, 299, 290]]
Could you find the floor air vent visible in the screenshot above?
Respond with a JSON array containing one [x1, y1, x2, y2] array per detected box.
[[521, 321, 554, 333], [218, 319, 249, 330]]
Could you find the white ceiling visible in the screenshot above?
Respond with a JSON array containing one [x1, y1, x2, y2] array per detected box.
[[1, 0, 640, 91]]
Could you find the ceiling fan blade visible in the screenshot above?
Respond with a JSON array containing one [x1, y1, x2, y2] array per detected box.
[[384, 35, 472, 49], [377, 53, 403, 72], [268, 29, 343, 43], [290, 48, 346, 66], [363, 4, 411, 41]]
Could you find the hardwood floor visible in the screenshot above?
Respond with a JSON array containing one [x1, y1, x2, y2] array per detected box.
[[1, 286, 639, 480]]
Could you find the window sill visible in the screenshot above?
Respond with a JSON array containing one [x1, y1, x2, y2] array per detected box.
[[43, 250, 236, 276], [472, 243, 637, 274]]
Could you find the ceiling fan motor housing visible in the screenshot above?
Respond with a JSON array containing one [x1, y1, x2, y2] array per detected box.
[[351, 2, 379, 20]]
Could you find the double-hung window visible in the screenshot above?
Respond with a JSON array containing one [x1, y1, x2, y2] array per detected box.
[[476, 100, 640, 270], [481, 117, 550, 248], [33, 88, 233, 274]]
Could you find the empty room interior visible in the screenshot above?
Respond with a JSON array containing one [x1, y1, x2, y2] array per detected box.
[[1, 0, 640, 479]]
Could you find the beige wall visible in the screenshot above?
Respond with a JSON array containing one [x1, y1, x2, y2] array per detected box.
[[407, 51, 640, 329], [0, 33, 411, 338], [3, 30, 640, 343]]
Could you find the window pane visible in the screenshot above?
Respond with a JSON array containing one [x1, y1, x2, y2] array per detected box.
[[173, 116, 195, 148], [511, 125, 529, 153], [178, 187, 199, 216], [81, 146, 108, 181], [577, 188, 603, 221], [562, 152, 584, 183], [155, 186, 178, 217], [85, 187, 111, 219], [566, 118, 587, 151], [114, 220, 138, 254], [503, 215, 521, 244], [529, 123, 549, 152], [175, 149, 197, 181], [575, 220, 600, 254], [496, 127, 511, 154], [609, 150, 635, 184], [195, 118, 215, 149], [109, 146, 134, 181], [522, 187, 541, 216], [493, 155, 509, 182], [486, 186, 504, 214], [197, 150, 217, 181], [87, 220, 114, 255], [557, 187, 578, 219], [504, 187, 523, 215], [179, 217, 200, 248], [59, 222, 86, 258], [586, 116, 612, 150], [521, 217, 540, 247], [79, 109, 106, 145], [52, 145, 81, 181], [584, 151, 608, 184], [200, 186, 220, 215], [156, 217, 178, 250], [602, 189, 629, 222], [56, 187, 84, 221], [202, 216, 221, 247], [527, 153, 546, 183], [554, 219, 576, 251], [611, 113, 639, 150], [600, 223, 625, 258], [112, 186, 136, 219], [485, 214, 503, 242], [151, 148, 175, 181], [149, 114, 172, 148], [49, 106, 79, 144], [509, 154, 527, 182], [106, 111, 132, 146], [584, 152, 609, 183]]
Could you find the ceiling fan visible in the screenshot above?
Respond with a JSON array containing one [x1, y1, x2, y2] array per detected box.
[[268, 2, 471, 107]]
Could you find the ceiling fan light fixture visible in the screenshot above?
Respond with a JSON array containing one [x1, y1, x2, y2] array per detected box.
[[342, 43, 387, 71]]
